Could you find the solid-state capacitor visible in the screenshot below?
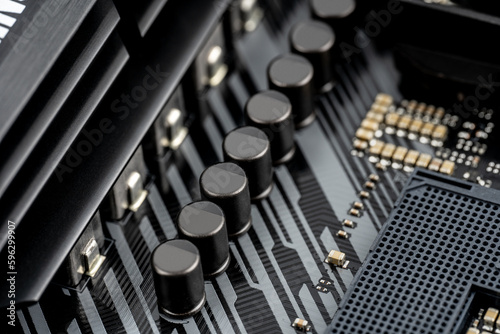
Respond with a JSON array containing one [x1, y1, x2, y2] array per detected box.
[[268, 54, 315, 128], [199, 162, 252, 237], [245, 90, 296, 164], [310, 0, 356, 35], [223, 126, 274, 200], [290, 20, 335, 92], [151, 239, 205, 317], [177, 201, 230, 277]]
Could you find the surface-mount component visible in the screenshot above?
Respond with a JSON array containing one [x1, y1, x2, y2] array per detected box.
[[348, 208, 361, 217], [353, 139, 369, 151], [352, 201, 364, 210], [428, 158, 443, 172], [397, 115, 412, 133], [415, 153, 432, 168], [366, 111, 384, 123], [392, 146, 408, 164], [484, 307, 499, 328], [369, 140, 385, 158], [104, 146, 149, 220], [81, 239, 106, 278], [380, 143, 396, 161], [375, 93, 394, 106], [324, 250, 349, 268], [439, 160, 456, 175], [371, 103, 390, 115], [230, 0, 264, 33], [364, 181, 375, 190], [342, 219, 356, 228], [337, 230, 349, 239], [292, 318, 312, 332], [420, 122, 435, 139], [359, 190, 370, 199], [409, 119, 423, 134], [193, 23, 228, 89], [361, 118, 380, 132], [57, 212, 106, 286], [355, 128, 374, 141], [432, 124, 448, 141], [385, 112, 400, 131], [404, 149, 420, 167], [148, 85, 188, 156]]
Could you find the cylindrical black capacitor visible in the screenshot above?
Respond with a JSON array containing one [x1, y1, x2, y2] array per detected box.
[[245, 90, 296, 164], [223, 126, 274, 200], [177, 201, 230, 277], [199, 162, 252, 237], [151, 239, 205, 317], [310, 0, 356, 37], [268, 54, 315, 128], [290, 20, 335, 92]]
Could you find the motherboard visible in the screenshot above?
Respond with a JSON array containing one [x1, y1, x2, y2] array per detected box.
[[2, 0, 500, 333]]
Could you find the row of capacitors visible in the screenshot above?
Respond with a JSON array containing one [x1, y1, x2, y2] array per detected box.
[[150, 1, 350, 319], [150, 107, 295, 317]]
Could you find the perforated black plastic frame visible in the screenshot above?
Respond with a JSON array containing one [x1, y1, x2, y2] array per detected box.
[[328, 168, 500, 334]]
